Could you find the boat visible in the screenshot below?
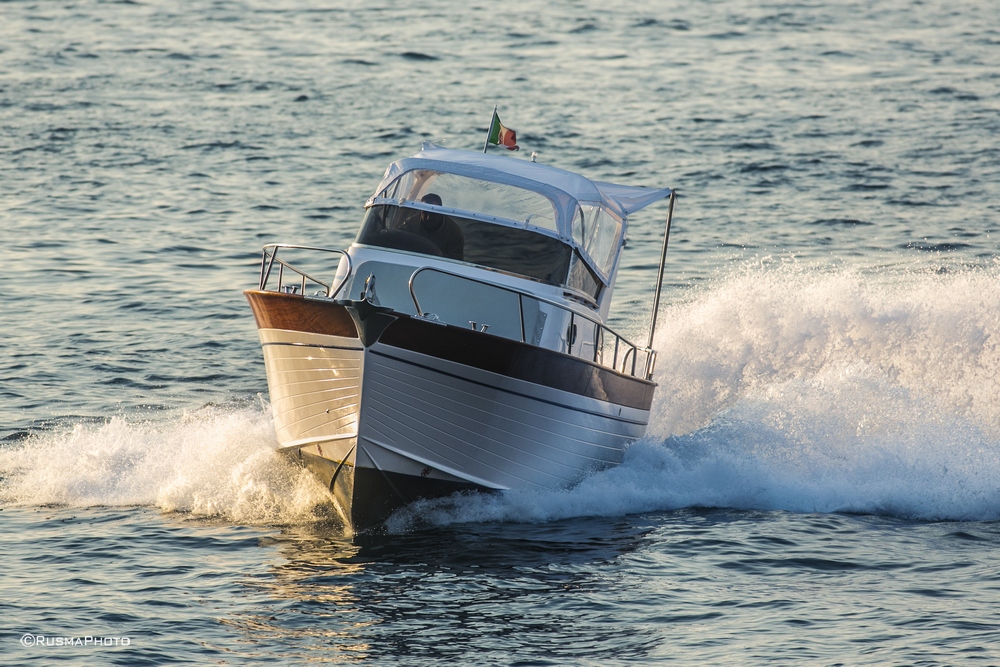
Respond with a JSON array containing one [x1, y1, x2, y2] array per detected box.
[[245, 142, 675, 531]]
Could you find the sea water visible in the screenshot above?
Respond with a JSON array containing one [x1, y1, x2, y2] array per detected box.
[[2, 0, 999, 664]]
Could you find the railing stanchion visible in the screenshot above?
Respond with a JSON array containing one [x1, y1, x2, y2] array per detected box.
[[644, 349, 656, 380], [261, 248, 277, 290]]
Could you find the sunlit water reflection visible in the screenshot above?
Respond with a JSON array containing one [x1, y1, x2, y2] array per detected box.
[[2, 0, 999, 663]]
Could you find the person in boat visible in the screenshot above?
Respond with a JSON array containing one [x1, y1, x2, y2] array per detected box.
[[399, 193, 464, 261], [356, 192, 464, 260]]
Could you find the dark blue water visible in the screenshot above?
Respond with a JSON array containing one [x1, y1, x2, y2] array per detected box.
[[3, 0, 1000, 664]]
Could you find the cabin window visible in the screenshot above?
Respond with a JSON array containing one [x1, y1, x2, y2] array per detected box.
[[589, 208, 622, 274], [567, 250, 602, 301], [385, 170, 558, 232], [578, 205, 622, 275], [357, 205, 572, 286]]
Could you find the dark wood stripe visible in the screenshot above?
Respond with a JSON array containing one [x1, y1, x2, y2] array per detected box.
[[244, 290, 359, 338], [376, 316, 656, 411], [261, 342, 364, 352]]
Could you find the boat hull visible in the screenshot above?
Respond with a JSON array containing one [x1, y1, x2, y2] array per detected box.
[[245, 290, 654, 531]]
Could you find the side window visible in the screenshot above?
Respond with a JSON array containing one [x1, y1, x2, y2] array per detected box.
[[356, 206, 386, 245], [589, 209, 622, 274], [567, 251, 601, 301], [574, 205, 621, 276]]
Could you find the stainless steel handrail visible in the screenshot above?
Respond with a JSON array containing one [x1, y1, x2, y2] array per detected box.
[[407, 266, 655, 379], [258, 244, 352, 299]]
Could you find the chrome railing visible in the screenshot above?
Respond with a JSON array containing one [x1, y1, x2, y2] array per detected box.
[[257, 244, 352, 299], [408, 266, 656, 380], [254, 245, 656, 379]]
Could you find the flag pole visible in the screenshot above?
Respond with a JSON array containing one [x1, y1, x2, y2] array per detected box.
[[483, 105, 497, 153]]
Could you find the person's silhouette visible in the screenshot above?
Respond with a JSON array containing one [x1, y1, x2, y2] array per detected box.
[[400, 193, 464, 260]]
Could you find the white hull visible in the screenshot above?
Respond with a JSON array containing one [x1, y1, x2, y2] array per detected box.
[[247, 291, 654, 530], [357, 342, 648, 490], [258, 327, 362, 467]]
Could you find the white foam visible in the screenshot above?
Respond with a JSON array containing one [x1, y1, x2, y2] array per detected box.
[[650, 263, 1000, 438], [0, 404, 332, 525], [390, 363, 1000, 530], [6, 264, 1000, 527], [389, 264, 1000, 529]]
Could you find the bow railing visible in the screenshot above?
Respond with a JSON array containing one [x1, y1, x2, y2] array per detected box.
[[257, 244, 352, 299]]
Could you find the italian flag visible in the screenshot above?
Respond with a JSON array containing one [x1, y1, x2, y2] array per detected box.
[[487, 109, 519, 151]]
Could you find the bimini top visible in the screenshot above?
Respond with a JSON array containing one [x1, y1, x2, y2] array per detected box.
[[366, 142, 671, 282]]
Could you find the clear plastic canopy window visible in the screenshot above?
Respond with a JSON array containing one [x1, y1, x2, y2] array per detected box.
[[379, 170, 557, 232], [575, 205, 622, 274]]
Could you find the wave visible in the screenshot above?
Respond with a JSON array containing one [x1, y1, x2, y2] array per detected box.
[[3, 264, 1000, 526], [0, 405, 331, 525], [392, 264, 1000, 528], [390, 367, 1000, 530], [650, 262, 1000, 438]]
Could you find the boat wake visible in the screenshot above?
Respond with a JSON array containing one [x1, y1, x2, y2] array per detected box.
[[3, 264, 999, 527], [390, 263, 1000, 528], [0, 406, 331, 525], [389, 385, 1000, 530]]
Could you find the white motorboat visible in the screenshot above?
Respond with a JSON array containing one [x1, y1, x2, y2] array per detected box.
[[245, 142, 675, 531]]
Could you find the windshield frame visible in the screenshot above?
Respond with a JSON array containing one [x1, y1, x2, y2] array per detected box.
[[355, 202, 606, 300], [369, 168, 621, 286]]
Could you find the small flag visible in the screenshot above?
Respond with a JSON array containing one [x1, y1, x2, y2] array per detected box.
[[486, 109, 519, 151]]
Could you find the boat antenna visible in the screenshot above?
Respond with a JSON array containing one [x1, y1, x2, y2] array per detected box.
[[483, 105, 498, 153], [646, 191, 676, 355]]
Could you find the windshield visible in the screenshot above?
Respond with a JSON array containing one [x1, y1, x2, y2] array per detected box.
[[356, 204, 573, 287], [377, 169, 558, 231]]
